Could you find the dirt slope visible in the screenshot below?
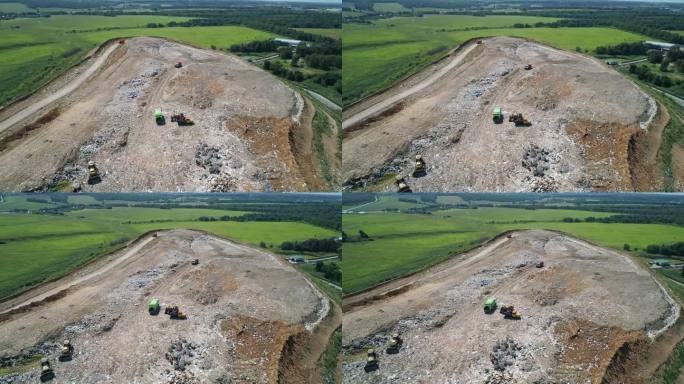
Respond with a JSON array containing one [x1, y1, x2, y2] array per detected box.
[[343, 37, 665, 192], [0, 37, 335, 192], [342, 230, 678, 384], [0, 229, 334, 383]]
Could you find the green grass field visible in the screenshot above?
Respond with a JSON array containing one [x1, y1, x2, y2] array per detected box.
[[373, 2, 410, 12], [0, 15, 276, 107], [342, 14, 648, 105], [0, 2, 32, 12], [295, 28, 341, 39], [342, 205, 684, 294], [0, 207, 336, 300]]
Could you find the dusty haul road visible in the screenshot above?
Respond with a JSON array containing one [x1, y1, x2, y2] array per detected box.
[[343, 37, 667, 192], [342, 230, 679, 384], [0, 37, 337, 192], [0, 229, 338, 384]]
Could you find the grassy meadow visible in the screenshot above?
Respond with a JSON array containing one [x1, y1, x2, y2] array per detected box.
[[342, 203, 684, 294], [0, 201, 336, 300], [0, 15, 276, 107], [295, 27, 342, 39], [342, 14, 648, 105]]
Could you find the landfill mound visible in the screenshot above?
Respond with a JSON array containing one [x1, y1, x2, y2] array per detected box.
[[0, 37, 335, 192], [0, 230, 332, 383], [343, 36, 665, 192], [342, 230, 678, 383]]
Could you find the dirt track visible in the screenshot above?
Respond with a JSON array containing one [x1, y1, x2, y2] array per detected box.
[[342, 230, 678, 384], [343, 37, 666, 192], [0, 229, 337, 383], [0, 37, 337, 192]]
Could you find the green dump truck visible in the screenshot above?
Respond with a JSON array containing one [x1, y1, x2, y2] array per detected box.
[[154, 109, 165, 125], [484, 297, 497, 313], [493, 107, 503, 123], [149, 298, 160, 314]]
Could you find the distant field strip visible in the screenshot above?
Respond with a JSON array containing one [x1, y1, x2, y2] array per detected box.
[[0, 207, 335, 300], [0, 15, 276, 107], [342, 14, 648, 105], [295, 28, 341, 39], [342, 207, 684, 294]]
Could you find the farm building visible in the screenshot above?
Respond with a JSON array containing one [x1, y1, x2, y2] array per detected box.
[[275, 38, 303, 47], [288, 255, 306, 264], [644, 41, 675, 50], [652, 259, 671, 267]]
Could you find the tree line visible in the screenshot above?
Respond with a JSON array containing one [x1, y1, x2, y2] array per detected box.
[[281, 238, 340, 253], [645, 242, 684, 257], [315, 261, 341, 283]]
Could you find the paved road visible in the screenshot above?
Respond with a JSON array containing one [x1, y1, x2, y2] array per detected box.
[[620, 58, 647, 66], [651, 87, 684, 107], [253, 54, 279, 63], [343, 195, 379, 213], [342, 42, 479, 130], [303, 88, 341, 112], [0, 43, 120, 135]]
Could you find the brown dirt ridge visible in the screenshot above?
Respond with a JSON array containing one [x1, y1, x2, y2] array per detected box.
[[0, 229, 336, 383], [343, 36, 667, 192], [0, 37, 336, 192], [341, 230, 679, 384]]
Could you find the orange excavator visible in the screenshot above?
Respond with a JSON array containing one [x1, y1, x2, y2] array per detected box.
[[171, 113, 194, 126]]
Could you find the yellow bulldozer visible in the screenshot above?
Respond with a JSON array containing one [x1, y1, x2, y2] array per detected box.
[[412, 155, 426, 177], [386, 333, 403, 354], [58, 340, 73, 361], [40, 358, 54, 382], [364, 349, 379, 372], [509, 112, 531, 127], [395, 175, 412, 193], [87, 161, 101, 184]]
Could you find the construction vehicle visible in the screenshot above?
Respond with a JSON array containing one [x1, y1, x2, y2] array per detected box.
[[524, 64, 533, 70], [87, 161, 101, 184], [59, 340, 73, 361], [165, 306, 187, 320], [412, 155, 426, 177], [509, 112, 531, 127], [493, 107, 503, 123], [149, 298, 160, 315], [386, 333, 403, 354], [155, 109, 165, 125], [191, 259, 199, 265], [171, 113, 194, 126], [395, 175, 412, 193], [40, 358, 54, 382], [500, 305, 521, 320], [536, 261, 544, 268], [484, 297, 497, 314], [174, 62, 183, 68], [364, 349, 379, 372]]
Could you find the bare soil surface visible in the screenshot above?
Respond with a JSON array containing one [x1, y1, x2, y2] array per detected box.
[[0, 37, 335, 192], [0, 229, 335, 384], [343, 37, 665, 192], [342, 230, 678, 384]]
